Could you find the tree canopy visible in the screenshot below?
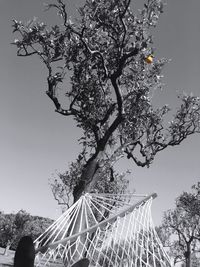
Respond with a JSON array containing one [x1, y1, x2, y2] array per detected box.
[[12, 0, 200, 203], [157, 182, 200, 267]]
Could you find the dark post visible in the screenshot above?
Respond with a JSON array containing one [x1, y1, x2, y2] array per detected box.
[[14, 236, 35, 267]]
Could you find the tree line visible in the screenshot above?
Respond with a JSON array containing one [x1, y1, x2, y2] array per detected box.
[[0, 209, 53, 251]]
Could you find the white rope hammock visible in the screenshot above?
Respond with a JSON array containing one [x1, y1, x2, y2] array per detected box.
[[34, 193, 171, 267]]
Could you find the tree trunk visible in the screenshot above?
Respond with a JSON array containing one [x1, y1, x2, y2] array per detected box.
[[185, 246, 191, 267], [73, 152, 103, 202]]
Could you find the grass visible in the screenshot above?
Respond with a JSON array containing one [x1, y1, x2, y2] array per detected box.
[[0, 247, 14, 267]]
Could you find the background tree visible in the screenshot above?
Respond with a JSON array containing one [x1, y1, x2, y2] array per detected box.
[[0, 210, 30, 251], [22, 216, 54, 242], [12, 0, 200, 203], [157, 182, 200, 267], [0, 210, 53, 250], [0, 212, 16, 253]]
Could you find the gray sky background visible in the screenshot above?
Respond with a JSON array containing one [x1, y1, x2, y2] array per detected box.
[[0, 0, 200, 225]]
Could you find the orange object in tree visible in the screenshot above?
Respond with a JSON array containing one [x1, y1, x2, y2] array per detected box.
[[145, 55, 153, 64]]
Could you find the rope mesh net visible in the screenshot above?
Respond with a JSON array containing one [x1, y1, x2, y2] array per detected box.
[[34, 193, 171, 267]]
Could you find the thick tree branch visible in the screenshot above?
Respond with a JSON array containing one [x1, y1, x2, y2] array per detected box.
[[46, 76, 78, 116], [170, 223, 188, 245], [99, 103, 116, 126], [97, 77, 124, 151], [74, 29, 109, 78], [124, 147, 149, 167], [17, 50, 38, 57]]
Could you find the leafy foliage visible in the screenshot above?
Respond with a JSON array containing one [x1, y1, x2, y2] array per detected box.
[[12, 0, 200, 202], [51, 153, 130, 208], [0, 210, 53, 250]]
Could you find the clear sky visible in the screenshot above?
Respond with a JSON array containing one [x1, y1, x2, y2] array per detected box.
[[0, 0, 200, 225]]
